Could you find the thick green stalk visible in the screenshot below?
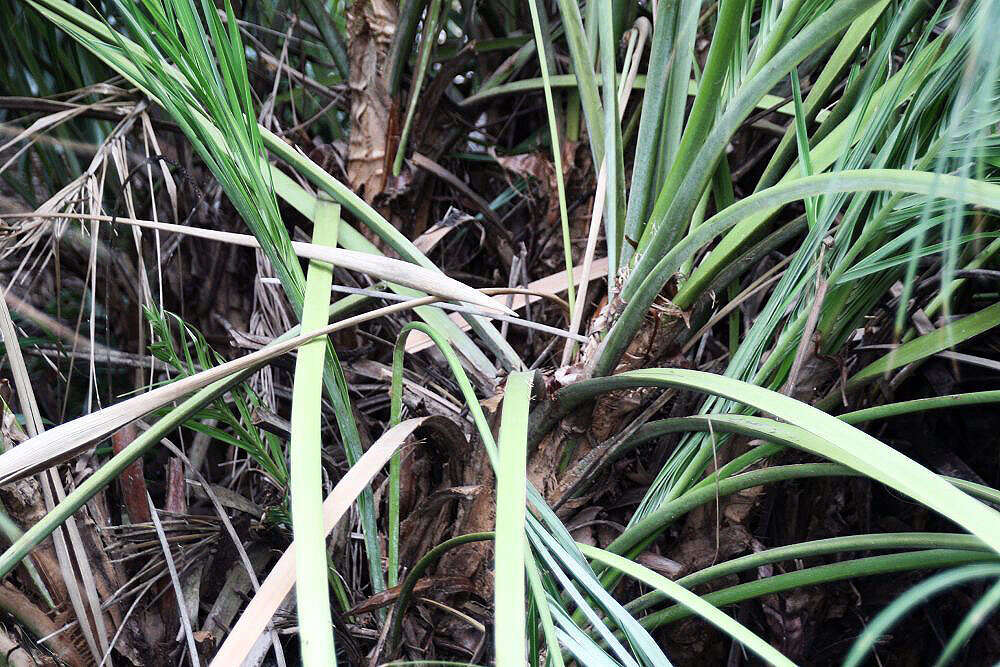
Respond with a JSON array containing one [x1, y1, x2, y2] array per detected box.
[[387, 330, 405, 589], [631, 0, 746, 256], [289, 198, 340, 666], [553, 0, 604, 165], [658, 0, 700, 183], [841, 391, 1000, 424], [621, 0, 676, 265], [386, 0, 426, 95], [298, 0, 349, 80], [598, 0, 625, 283]]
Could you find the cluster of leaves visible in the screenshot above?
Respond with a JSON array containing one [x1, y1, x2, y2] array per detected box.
[[146, 307, 289, 492], [0, 0, 1000, 665]]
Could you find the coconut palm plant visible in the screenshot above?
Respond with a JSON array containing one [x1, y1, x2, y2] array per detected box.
[[1, 0, 999, 664]]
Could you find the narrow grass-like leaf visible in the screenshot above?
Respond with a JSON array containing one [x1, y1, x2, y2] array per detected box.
[[549, 602, 623, 667], [639, 550, 997, 632], [289, 197, 339, 666], [755, 0, 893, 189], [820, 301, 1000, 406], [557, 369, 1000, 554], [843, 563, 1000, 667], [633, 0, 745, 253], [530, 520, 672, 667], [0, 295, 457, 487], [552, 0, 604, 165], [526, 0, 575, 313], [628, 0, 881, 276], [597, 169, 1000, 377], [934, 578, 1000, 666], [658, 0, 700, 183], [524, 550, 565, 667], [622, 0, 676, 265], [392, 0, 442, 175], [627, 532, 990, 615], [689, 34, 942, 302], [580, 544, 794, 667], [211, 418, 432, 666], [597, 0, 624, 284], [790, 68, 818, 229], [494, 371, 532, 666]]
